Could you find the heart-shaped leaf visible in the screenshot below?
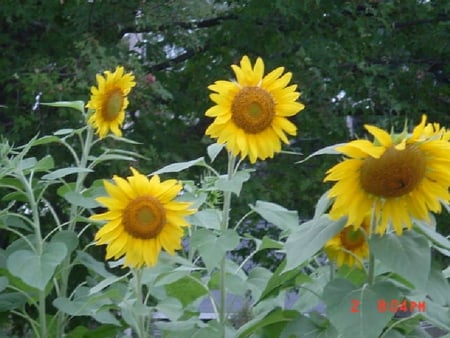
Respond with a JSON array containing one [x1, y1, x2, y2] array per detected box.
[[7, 242, 67, 290]]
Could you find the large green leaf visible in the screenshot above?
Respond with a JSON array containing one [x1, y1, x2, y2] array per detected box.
[[41, 100, 85, 114], [414, 220, 450, 252], [370, 230, 431, 289], [280, 312, 338, 338], [284, 215, 345, 272], [215, 170, 251, 196], [41, 167, 93, 180], [7, 242, 67, 290], [235, 308, 298, 338], [0, 292, 28, 311], [164, 275, 208, 307], [190, 228, 240, 272], [52, 230, 79, 256], [250, 200, 299, 234], [152, 157, 206, 175], [324, 279, 401, 338], [207, 143, 224, 162], [190, 208, 222, 230]]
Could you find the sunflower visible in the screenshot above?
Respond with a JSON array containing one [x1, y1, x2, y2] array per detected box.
[[91, 167, 195, 268], [86, 66, 136, 138], [324, 217, 370, 268], [324, 115, 450, 235], [205, 55, 305, 163]]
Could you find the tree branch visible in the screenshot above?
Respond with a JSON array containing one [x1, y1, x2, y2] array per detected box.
[[393, 15, 450, 29], [120, 14, 237, 35], [147, 45, 208, 72]]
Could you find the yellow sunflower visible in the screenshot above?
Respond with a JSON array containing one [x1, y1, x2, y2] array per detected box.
[[324, 115, 450, 235], [205, 55, 305, 163], [91, 167, 195, 268], [324, 217, 370, 268], [86, 66, 136, 138]]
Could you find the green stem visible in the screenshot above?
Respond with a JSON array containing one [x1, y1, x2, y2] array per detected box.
[[18, 172, 47, 338], [133, 269, 150, 338], [219, 152, 236, 337], [367, 205, 377, 286], [56, 126, 94, 337]]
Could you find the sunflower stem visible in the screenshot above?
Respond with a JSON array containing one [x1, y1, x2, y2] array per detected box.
[[219, 152, 236, 337], [367, 206, 377, 286], [17, 169, 47, 338], [56, 125, 94, 337], [132, 268, 150, 338]]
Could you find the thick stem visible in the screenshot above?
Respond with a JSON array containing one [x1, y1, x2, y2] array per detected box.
[[56, 126, 94, 337], [133, 269, 150, 338], [219, 152, 236, 337], [367, 205, 377, 286], [19, 172, 47, 338]]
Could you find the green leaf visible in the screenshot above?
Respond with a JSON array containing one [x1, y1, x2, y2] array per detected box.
[[0, 276, 8, 292], [207, 143, 224, 162], [0, 292, 28, 311], [190, 208, 222, 230], [34, 154, 55, 172], [53, 295, 112, 317], [0, 214, 32, 231], [281, 313, 338, 338], [67, 325, 120, 338], [414, 220, 450, 251], [18, 157, 37, 171], [156, 297, 184, 321], [215, 170, 251, 196], [41, 100, 85, 114], [235, 308, 298, 338], [152, 157, 206, 175], [324, 279, 400, 338], [246, 267, 273, 301], [370, 230, 431, 289], [313, 190, 332, 220], [296, 143, 345, 163], [7, 242, 67, 290], [89, 274, 128, 295], [62, 190, 100, 208], [425, 265, 450, 307], [284, 215, 345, 272], [41, 167, 93, 180], [250, 200, 299, 234], [165, 275, 208, 307], [52, 230, 79, 256], [30, 135, 60, 146], [420, 300, 450, 331], [190, 228, 240, 272], [76, 251, 114, 279], [259, 260, 312, 302], [53, 128, 75, 136]]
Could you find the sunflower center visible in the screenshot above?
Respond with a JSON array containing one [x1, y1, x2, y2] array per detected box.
[[360, 145, 426, 198], [231, 86, 275, 133], [122, 196, 166, 239], [340, 227, 365, 250], [103, 88, 124, 121]]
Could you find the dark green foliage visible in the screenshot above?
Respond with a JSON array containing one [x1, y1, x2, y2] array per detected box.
[[1, 0, 449, 236]]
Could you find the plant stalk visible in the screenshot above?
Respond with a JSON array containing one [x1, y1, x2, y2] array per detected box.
[[219, 152, 236, 338], [367, 205, 377, 286], [56, 126, 94, 337]]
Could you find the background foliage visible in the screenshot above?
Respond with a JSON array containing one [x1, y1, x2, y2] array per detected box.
[[1, 0, 449, 217]]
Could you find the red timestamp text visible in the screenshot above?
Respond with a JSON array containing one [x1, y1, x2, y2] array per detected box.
[[350, 299, 426, 313]]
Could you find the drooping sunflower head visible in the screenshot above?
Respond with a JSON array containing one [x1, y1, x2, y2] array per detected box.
[[205, 55, 305, 163], [324, 115, 450, 235], [91, 167, 196, 269], [324, 217, 370, 268], [86, 66, 136, 139]]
